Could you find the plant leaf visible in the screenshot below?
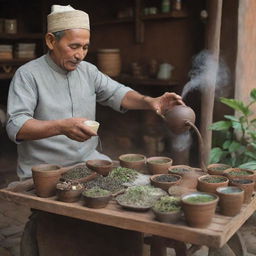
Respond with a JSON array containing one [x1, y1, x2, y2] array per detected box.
[[244, 151, 256, 160], [228, 141, 241, 153], [209, 121, 231, 131], [231, 122, 242, 130], [238, 161, 256, 170], [222, 140, 232, 150], [224, 115, 239, 122], [209, 147, 224, 163], [250, 88, 256, 101], [220, 98, 250, 115]]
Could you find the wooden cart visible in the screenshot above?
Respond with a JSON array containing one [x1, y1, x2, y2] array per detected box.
[[0, 179, 255, 256]]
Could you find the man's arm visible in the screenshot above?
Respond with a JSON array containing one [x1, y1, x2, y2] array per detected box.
[[121, 90, 184, 114], [16, 118, 97, 142]]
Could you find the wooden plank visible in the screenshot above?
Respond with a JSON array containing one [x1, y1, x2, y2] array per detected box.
[[1, 187, 255, 248]]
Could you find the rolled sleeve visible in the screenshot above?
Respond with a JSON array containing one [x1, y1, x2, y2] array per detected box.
[[6, 68, 37, 144], [6, 115, 33, 143]]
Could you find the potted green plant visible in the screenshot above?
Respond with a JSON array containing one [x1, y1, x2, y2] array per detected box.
[[82, 187, 112, 208], [152, 196, 181, 223], [209, 88, 256, 169], [197, 175, 229, 194], [181, 192, 219, 228]]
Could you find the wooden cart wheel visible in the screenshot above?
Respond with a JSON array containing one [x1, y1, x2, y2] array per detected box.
[[208, 231, 247, 256]]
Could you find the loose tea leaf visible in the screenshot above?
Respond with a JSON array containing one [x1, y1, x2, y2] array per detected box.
[[62, 165, 93, 180], [154, 175, 179, 183], [83, 187, 110, 197], [185, 195, 215, 203], [153, 196, 181, 212], [202, 176, 227, 183], [109, 167, 139, 183], [116, 185, 166, 207], [85, 175, 125, 193]]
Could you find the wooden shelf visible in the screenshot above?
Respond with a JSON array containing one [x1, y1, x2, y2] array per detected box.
[[92, 18, 133, 26], [142, 10, 188, 20], [0, 58, 34, 65], [116, 74, 179, 87], [0, 33, 43, 40]]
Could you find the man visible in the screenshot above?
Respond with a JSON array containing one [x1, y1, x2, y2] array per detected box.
[[7, 5, 183, 180]]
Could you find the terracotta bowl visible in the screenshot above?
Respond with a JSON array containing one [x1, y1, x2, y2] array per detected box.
[[32, 164, 63, 198], [147, 156, 173, 174], [224, 168, 256, 182], [207, 163, 231, 175], [197, 175, 229, 194], [152, 209, 181, 223], [150, 174, 181, 191], [229, 179, 255, 203], [168, 165, 193, 177], [216, 186, 244, 216], [82, 191, 112, 209], [118, 153, 146, 172], [181, 192, 219, 228], [56, 182, 84, 203], [86, 159, 113, 176]]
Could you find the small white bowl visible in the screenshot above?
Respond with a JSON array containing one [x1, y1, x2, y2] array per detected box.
[[84, 120, 100, 133]]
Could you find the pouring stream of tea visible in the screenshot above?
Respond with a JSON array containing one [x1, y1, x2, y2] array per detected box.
[[185, 120, 207, 172]]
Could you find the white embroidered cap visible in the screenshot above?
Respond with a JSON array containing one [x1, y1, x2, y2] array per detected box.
[[47, 5, 90, 33]]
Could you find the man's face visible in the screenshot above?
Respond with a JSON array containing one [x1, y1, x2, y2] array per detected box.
[[49, 29, 90, 71]]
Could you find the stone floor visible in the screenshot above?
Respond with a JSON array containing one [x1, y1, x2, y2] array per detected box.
[[0, 133, 255, 256]]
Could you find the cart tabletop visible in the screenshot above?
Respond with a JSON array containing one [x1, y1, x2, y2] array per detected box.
[[0, 179, 255, 249]]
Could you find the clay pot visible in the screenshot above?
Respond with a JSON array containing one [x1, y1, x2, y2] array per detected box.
[[207, 163, 231, 176], [32, 164, 63, 197], [86, 159, 113, 176], [146, 156, 173, 174], [56, 182, 84, 203], [216, 186, 244, 216], [119, 153, 146, 172], [197, 175, 229, 194], [168, 165, 193, 176], [152, 209, 181, 223], [181, 192, 219, 228], [224, 168, 256, 184], [229, 179, 255, 203], [150, 174, 181, 191], [82, 193, 112, 209], [163, 105, 196, 134]]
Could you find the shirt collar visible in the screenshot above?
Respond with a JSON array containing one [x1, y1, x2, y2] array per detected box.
[[45, 52, 69, 75]]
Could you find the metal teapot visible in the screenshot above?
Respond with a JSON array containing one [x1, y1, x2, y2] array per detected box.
[[162, 105, 196, 134]]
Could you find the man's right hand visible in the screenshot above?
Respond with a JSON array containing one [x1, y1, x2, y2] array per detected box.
[[60, 118, 97, 142]]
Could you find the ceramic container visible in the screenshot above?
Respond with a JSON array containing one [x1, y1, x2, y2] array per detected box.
[[84, 120, 100, 133], [150, 174, 181, 191], [152, 209, 181, 223], [216, 186, 244, 216], [181, 192, 219, 228], [168, 165, 193, 177], [146, 156, 173, 174], [82, 193, 112, 209], [32, 164, 63, 197], [56, 182, 84, 203], [197, 175, 229, 194], [207, 163, 231, 176], [119, 153, 146, 172], [230, 179, 255, 203], [224, 168, 256, 185], [162, 105, 196, 134], [86, 159, 113, 176]]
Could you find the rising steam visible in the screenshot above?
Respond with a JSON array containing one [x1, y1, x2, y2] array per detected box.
[[182, 50, 230, 99]]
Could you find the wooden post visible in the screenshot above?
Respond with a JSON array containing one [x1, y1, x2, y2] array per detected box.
[[200, 0, 223, 164], [235, 0, 256, 114]]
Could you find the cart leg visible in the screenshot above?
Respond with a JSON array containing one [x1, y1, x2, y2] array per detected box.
[[150, 236, 167, 256], [208, 244, 236, 256]]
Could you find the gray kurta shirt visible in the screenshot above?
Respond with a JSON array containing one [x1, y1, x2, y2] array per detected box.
[[7, 53, 133, 179]]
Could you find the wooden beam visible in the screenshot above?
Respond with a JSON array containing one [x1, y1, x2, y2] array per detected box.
[[200, 0, 223, 164]]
